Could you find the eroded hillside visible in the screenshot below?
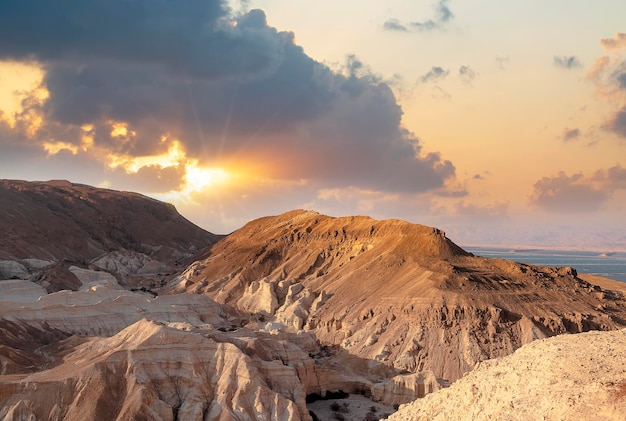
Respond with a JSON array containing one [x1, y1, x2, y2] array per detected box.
[[172, 210, 626, 383]]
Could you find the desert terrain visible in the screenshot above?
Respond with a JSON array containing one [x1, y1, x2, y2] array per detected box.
[[1, 180, 626, 420]]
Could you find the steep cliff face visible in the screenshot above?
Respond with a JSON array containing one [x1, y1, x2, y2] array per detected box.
[[173, 210, 626, 383]]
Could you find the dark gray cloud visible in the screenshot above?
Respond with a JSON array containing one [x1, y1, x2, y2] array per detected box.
[[553, 56, 582, 69], [419, 67, 449, 84], [561, 128, 581, 142], [383, 0, 454, 33], [0, 1, 267, 80], [0, 0, 457, 194], [458, 65, 476, 85], [530, 172, 610, 213]]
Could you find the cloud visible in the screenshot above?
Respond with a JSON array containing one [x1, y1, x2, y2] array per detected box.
[[458, 65, 477, 85], [618, 71, 626, 90], [600, 32, 626, 50], [603, 106, 626, 137], [383, 19, 408, 32], [0, 1, 458, 197], [453, 201, 509, 221], [595, 164, 626, 189], [587, 32, 626, 139], [495, 55, 510, 70], [383, 0, 454, 33], [553, 55, 582, 69], [561, 127, 581, 142], [529, 171, 616, 213], [419, 66, 449, 84]]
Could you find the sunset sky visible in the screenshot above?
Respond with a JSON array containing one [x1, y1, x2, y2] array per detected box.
[[0, 0, 625, 249]]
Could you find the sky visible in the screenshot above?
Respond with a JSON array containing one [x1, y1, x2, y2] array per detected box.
[[0, 0, 625, 250]]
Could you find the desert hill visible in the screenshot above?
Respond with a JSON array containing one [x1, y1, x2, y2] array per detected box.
[[0, 179, 219, 263], [173, 209, 626, 384], [0, 179, 221, 292]]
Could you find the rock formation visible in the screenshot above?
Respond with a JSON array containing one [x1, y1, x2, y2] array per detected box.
[[388, 329, 626, 421], [173, 210, 626, 384]]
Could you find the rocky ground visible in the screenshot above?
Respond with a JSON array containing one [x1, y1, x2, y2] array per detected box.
[[389, 329, 626, 421]]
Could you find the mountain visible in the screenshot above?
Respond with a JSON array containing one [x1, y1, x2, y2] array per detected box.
[[0, 179, 220, 292], [0, 179, 219, 262], [172, 209, 626, 383], [2, 182, 626, 420]]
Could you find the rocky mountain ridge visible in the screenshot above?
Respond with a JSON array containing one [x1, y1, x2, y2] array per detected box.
[[173, 210, 626, 383]]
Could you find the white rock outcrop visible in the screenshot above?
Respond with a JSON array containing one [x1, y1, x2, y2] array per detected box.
[[91, 250, 168, 275], [389, 329, 626, 421], [0, 320, 306, 421]]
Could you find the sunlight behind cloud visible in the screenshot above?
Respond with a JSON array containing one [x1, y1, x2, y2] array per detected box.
[[43, 141, 78, 156], [0, 60, 45, 127], [185, 165, 229, 192], [107, 138, 186, 173], [106, 137, 233, 204]]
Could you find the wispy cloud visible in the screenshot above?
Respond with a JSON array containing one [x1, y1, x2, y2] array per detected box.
[[419, 66, 449, 84], [603, 106, 626, 137], [587, 32, 626, 139], [458, 65, 477, 85], [495, 55, 510, 70], [383, 0, 454, 33], [382, 19, 408, 32], [553, 55, 582, 69], [561, 127, 581, 142]]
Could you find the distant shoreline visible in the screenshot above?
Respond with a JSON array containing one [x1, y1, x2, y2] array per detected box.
[[463, 246, 626, 283], [459, 243, 626, 254]]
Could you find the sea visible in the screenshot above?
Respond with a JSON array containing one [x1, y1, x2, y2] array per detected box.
[[464, 247, 626, 283]]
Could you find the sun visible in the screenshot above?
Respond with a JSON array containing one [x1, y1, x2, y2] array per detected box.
[[184, 164, 229, 192]]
